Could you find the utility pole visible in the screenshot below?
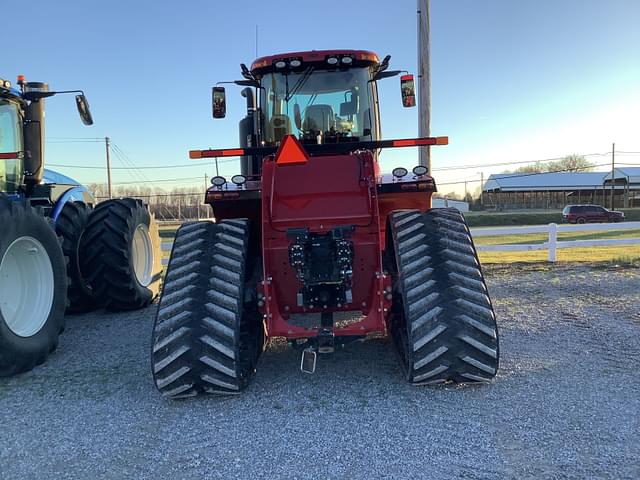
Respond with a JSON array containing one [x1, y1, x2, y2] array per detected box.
[[478, 171, 484, 208], [105, 136, 113, 199], [417, 0, 431, 171], [611, 142, 615, 210]]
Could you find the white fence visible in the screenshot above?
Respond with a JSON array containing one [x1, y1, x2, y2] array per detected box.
[[471, 221, 640, 262], [160, 221, 640, 265]]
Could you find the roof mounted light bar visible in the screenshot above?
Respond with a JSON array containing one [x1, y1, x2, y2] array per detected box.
[[190, 136, 448, 159]]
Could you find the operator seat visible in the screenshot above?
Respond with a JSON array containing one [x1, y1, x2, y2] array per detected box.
[[302, 104, 335, 133], [269, 114, 292, 144]]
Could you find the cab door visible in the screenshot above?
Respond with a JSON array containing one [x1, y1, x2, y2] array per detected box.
[[0, 99, 24, 195]]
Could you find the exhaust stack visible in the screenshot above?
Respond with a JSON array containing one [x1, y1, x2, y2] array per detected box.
[[23, 82, 49, 191]]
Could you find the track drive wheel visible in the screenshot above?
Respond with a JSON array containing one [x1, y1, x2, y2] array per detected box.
[[80, 198, 162, 311], [151, 219, 263, 399], [387, 208, 499, 385], [0, 195, 67, 376], [55, 201, 96, 312]]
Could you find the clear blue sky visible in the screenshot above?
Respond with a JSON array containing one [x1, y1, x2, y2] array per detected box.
[[3, 0, 639, 194]]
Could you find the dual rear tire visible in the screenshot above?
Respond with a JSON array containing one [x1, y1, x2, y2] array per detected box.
[[80, 198, 162, 311], [55, 198, 163, 313]]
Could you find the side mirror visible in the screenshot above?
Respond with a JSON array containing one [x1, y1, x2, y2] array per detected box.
[[212, 86, 226, 118], [400, 74, 416, 108], [293, 103, 301, 130], [75, 94, 94, 125]]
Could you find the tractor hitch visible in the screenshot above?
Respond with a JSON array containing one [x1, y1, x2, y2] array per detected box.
[[317, 330, 335, 354], [318, 312, 335, 354]]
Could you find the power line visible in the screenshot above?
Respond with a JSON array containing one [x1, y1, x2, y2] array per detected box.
[[432, 151, 612, 172], [48, 136, 103, 140], [110, 142, 150, 183], [44, 151, 624, 173], [94, 192, 202, 200], [111, 176, 203, 186], [87, 162, 621, 188], [47, 161, 223, 170], [437, 162, 614, 187], [46, 140, 103, 144]]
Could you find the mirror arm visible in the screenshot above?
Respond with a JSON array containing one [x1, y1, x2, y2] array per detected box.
[[49, 89, 85, 95], [216, 80, 262, 89], [372, 70, 403, 81], [234, 79, 261, 88]]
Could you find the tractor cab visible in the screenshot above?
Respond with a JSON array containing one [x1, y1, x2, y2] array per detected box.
[[0, 75, 93, 203], [259, 61, 378, 146], [211, 50, 414, 176]]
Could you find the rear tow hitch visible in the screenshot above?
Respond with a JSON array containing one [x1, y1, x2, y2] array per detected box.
[[318, 312, 335, 354], [317, 328, 335, 354]]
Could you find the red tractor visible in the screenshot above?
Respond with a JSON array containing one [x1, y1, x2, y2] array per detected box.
[[151, 50, 499, 398]]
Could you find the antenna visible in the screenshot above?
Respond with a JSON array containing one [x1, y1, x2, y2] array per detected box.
[[255, 25, 259, 57]]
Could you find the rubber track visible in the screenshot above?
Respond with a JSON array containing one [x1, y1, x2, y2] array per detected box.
[[81, 198, 159, 311], [389, 208, 499, 385], [55, 201, 95, 312], [151, 219, 258, 398]]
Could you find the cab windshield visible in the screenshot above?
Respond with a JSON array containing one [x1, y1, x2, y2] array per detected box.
[[262, 67, 376, 145], [0, 100, 23, 194]]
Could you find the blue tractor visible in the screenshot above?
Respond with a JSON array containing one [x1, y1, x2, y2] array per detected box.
[[0, 75, 162, 376]]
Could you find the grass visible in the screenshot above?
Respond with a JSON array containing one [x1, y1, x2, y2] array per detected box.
[[474, 229, 640, 246], [465, 208, 640, 227], [475, 228, 640, 263], [478, 245, 640, 264], [158, 222, 180, 239]]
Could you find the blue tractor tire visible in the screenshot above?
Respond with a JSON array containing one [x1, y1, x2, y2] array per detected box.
[[80, 198, 162, 311], [55, 201, 97, 313]]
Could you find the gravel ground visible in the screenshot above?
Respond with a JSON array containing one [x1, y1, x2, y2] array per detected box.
[[1, 264, 639, 479]]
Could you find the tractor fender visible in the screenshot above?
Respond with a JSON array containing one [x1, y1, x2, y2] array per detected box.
[[50, 186, 94, 225], [43, 168, 95, 225]]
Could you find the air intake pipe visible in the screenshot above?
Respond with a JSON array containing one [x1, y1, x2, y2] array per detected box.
[[23, 82, 48, 192], [239, 87, 260, 176]]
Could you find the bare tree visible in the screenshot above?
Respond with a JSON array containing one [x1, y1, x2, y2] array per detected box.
[[547, 154, 594, 172], [511, 155, 594, 174]]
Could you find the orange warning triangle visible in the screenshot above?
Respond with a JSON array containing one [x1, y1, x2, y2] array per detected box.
[[275, 135, 309, 166]]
